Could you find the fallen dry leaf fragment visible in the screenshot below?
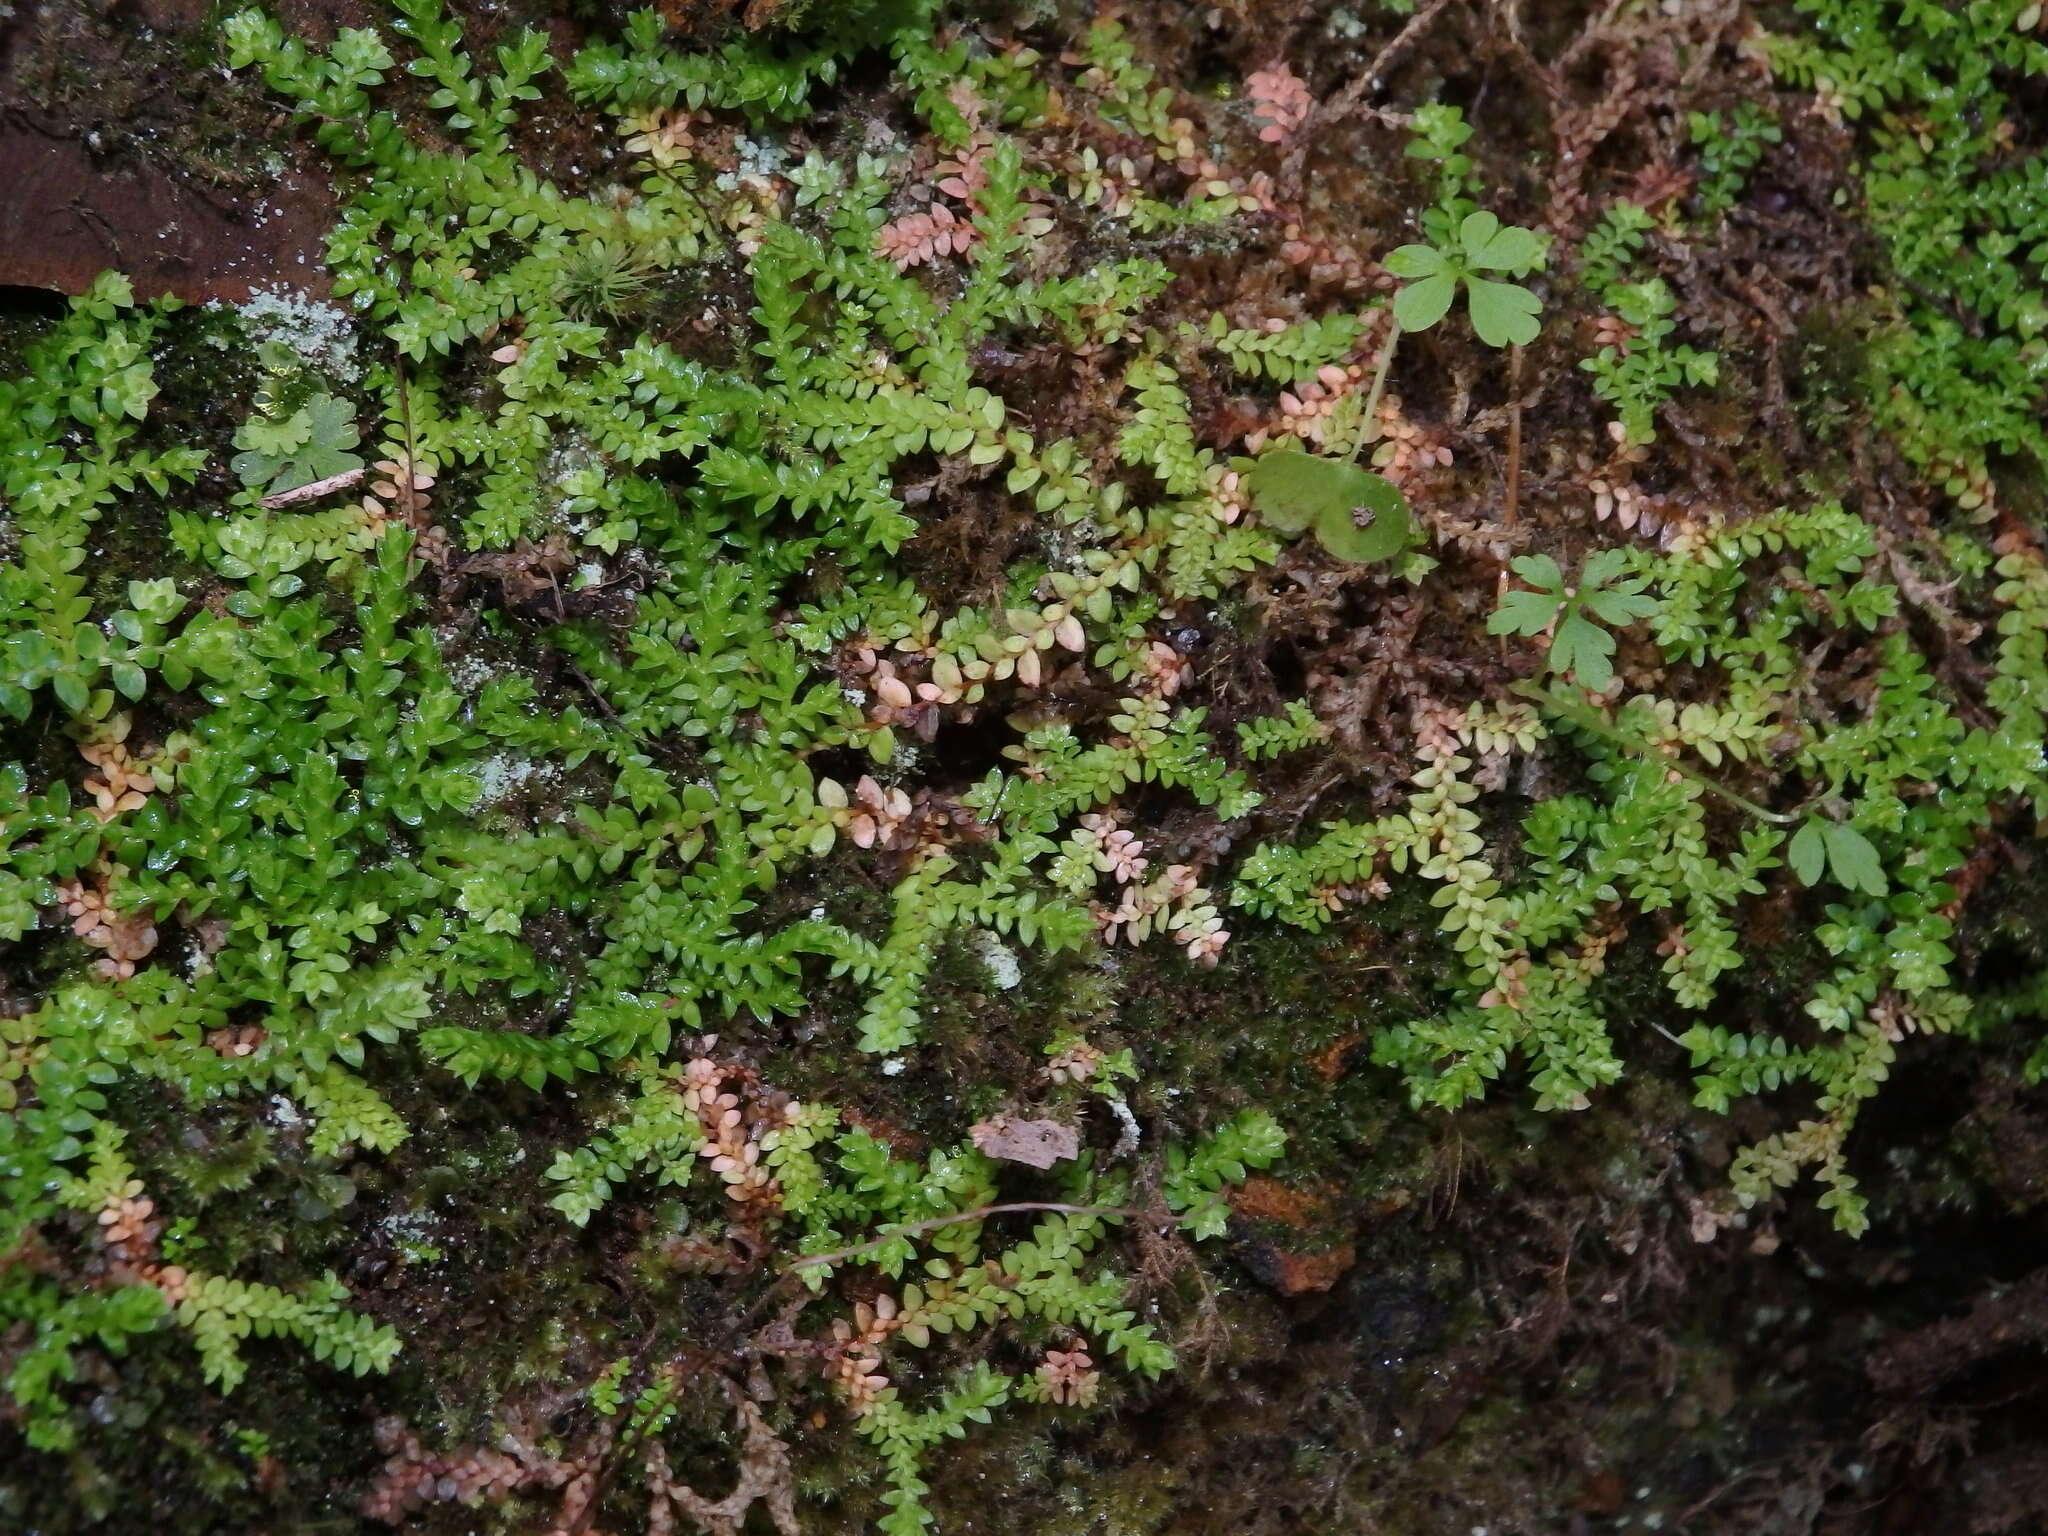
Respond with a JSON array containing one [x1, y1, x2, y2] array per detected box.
[[970, 1115, 1080, 1169]]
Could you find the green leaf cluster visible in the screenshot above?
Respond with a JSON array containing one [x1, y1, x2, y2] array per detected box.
[[1387, 210, 1547, 348], [1487, 550, 1660, 692], [1768, 0, 2048, 515], [1580, 278, 1719, 446], [230, 391, 364, 493]]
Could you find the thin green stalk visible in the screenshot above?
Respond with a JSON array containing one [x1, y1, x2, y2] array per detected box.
[[1348, 315, 1403, 464]]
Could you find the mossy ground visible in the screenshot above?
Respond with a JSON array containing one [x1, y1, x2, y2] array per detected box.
[[5, 0, 2048, 1532]]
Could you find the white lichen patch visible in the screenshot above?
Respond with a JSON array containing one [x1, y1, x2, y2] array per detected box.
[[236, 287, 362, 381], [473, 752, 558, 805], [971, 928, 1023, 990]]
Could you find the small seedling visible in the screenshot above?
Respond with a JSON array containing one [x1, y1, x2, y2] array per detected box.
[[1243, 203, 1543, 555], [1787, 815, 1887, 897], [1489, 549, 1658, 691], [554, 236, 655, 321], [230, 392, 364, 495], [1580, 278, 1719, 446], [1385, 210, 1547, 349]]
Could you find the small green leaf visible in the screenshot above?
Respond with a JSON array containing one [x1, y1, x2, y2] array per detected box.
[[1583, 585, 1659, 626], [1312, 475, 1412, 564], [1462, 213, 1546, 274], [236, 409, 312, 459], [1392, 270, 1456, 333], [230, 392, 365, 493], [1788, 819, 1827, 886], [1487, 589, 1561, 636], [1457, 210, 1503, 254], [1246, 453, 1412, 561], [1550, 612, 1616, 690], [53, 670, 88, 715], [1464, 276, 1542, 348], [1242, 452, 1352, 529], [1579, 548, 1631, 588], [1823, 822, 1887, 896], [1508, 554, 1564, 592], [1382, 243, 1446, 279]]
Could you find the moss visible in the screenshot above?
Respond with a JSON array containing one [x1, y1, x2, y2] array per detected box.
[[10, 0, 2048, 1531]]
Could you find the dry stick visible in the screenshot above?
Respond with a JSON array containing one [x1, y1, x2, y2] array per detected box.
[[393, 347, 421, 507], [1496, 342, 1525, 626], [260, 467, 365, 509], [1317, 0, 1458, 124]]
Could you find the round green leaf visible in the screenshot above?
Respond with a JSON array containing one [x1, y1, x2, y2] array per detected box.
[[1247, 451, 1412, 562], [1242, 449, 1332, 532], [1246, 452, 1410, 561], [1314, 474, 1412, 563]]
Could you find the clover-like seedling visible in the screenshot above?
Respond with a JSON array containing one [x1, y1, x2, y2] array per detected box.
[[1385, 210, 1548, 349], [1244, 449, 1413, 564], [1488, 549, 1658, 692], [1786, 816, 1887, 897], [230, 392, 364, 495]]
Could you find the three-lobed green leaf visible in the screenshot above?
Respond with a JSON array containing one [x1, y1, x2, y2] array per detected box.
[[1385, 211, 1547, 348], [1487, 549, 1658, 691], [1787, 817, 1887, 897]]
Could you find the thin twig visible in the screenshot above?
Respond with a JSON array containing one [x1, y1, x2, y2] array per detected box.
[[259, 467, 365, 508], [1319, 0, 1458, 125], [394, 348, 417, 476], [1348, 319, 1403, 463]]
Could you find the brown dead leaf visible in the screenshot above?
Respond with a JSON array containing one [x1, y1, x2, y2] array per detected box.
[[969, 1115, 1080, 1169]]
